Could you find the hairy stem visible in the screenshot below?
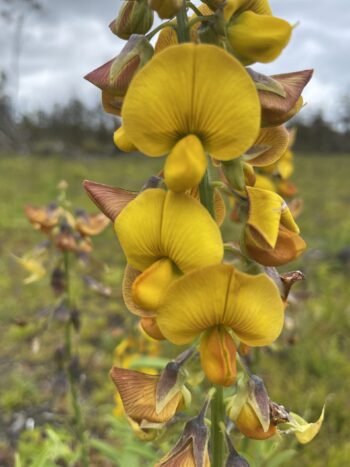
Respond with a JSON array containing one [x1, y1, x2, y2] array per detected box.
[[63, 251, 89, 467]]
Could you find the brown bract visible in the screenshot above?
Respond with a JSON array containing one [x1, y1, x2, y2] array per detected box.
[[83, 180, 137, 221], [110, 367, 182, 424]]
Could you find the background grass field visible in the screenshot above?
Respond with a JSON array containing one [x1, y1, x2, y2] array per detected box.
[[0, 154, 349, 466]]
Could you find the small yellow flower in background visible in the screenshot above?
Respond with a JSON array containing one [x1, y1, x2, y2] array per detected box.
[[115, 188, 223, 314], [13, 254, 46, 284], [157, 264, 284, 385], [244, 186, 306, 266], [118, 43, 260, 192]]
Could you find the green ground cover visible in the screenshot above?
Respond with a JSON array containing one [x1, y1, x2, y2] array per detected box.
[[0, 154, 349, 466]]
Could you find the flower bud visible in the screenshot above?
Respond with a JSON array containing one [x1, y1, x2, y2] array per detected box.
[[85, 35, 154, 116], [148, 0, 182, 19], [235, 401, 277, 440], [247, 68, 313, 126], [200, 325, 237, 386], [156, 399, 210, 466], [110, 0, 154, 40]]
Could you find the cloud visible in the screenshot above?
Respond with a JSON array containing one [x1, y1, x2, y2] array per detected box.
[[0, 0, 348, 121]]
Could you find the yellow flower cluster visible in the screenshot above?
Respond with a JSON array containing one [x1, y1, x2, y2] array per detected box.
[[85, 0, 323, 462]]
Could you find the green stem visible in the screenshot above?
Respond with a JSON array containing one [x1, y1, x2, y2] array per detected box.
[[176, 0, 190, 43], [63, 251, 89, 467], [186, 1, 203, 16], [211, 386, 225, 466], [146, 20, 175, 40], [199, 169, 215, 218]]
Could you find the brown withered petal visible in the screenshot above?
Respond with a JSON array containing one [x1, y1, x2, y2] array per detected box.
[[75, 212, 110, 236], [83, 180, 137, 221], [110, 367, 182, 423], [258, 69, 313, 126], [123, 264, 156, 318]]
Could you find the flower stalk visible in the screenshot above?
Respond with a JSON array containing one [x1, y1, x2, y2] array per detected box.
[[176, 0, 190, 43], [63, 250, 89, 467], [211, 385, 225, 466]]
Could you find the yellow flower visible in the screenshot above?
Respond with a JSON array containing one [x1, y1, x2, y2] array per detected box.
[[115, 188, 223, 312], [120, 43, 260, 192], [157, 264, 284, 385], [227, 11, 292, 65], [287, 406, 325, 444], [244, 186, 306, 266]]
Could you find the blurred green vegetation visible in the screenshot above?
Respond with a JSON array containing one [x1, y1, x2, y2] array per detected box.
[[0, 154, 349, 466]]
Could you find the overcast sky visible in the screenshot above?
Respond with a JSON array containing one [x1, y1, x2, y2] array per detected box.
[[1, 0, 349, 122]]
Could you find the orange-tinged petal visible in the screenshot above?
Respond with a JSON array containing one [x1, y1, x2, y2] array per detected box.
[[110, 367, 182, 423], [200, 326, 237, 386], [122, 43, 260, 161], [245, 224, 306, 266], [236, 403, 277, 440], [115, 188, 223, 273], [140, 317, 166, 340], [164, 135, 207, 192], [157, 264, 284, 347]]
